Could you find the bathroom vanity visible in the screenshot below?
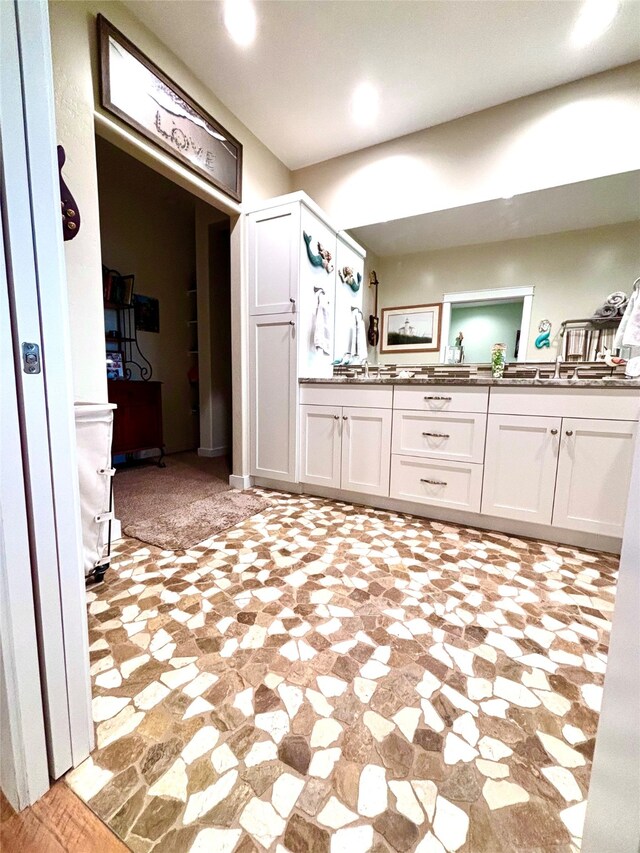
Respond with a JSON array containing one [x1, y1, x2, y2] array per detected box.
[[253, 375, 640, 554]]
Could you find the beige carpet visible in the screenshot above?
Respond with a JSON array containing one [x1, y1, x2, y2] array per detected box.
[[113, 452, 271, 550]]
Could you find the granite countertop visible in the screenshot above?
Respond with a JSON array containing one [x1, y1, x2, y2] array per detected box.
[[299, 376, 640, 388]]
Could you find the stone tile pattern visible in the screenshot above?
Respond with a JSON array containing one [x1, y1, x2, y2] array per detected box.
[[67, 491, 617, 853]]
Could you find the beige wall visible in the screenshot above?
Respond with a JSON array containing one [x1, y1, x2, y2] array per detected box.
[[374, 221, 640, 365], [292, 64, 640, 230], [49, 0, 291, 403], [96, 137, 199, 454]]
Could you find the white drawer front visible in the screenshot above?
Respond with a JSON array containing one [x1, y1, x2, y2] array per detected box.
[[393, 385, 489, 413], [390, 455, 483, 512], [393, 410, 486, 463], [489, 387, 640, 421], [300, 383, 393, 409]]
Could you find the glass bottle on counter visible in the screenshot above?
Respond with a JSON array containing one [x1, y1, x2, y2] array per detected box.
[[491, 343, 507, 378]]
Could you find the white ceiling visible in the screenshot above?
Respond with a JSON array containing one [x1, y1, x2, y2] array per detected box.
[[124, 1, 640, 170], [349, 172, 640, 256]]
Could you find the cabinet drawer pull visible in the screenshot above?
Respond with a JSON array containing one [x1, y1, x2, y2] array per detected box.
[[422, 432, 450, 438], [565, 430, 574, 436], [420, 478, 447, 486], [550, 429, 558, 435], [424, 396, 452, 401]]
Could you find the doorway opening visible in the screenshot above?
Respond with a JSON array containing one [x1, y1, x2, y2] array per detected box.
[[95, 135, 237, 549]]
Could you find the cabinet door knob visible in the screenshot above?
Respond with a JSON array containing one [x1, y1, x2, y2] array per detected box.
[[289, 320, 295, 326], [289, 297, 296, 304], [342, 415, 348, 420], [333, 415, 339, 420], [550, 429, 558, 435], [565, 430, 574, 436]]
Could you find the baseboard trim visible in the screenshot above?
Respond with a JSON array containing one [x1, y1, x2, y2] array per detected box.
[[229, 473, 253, 490], [250, 479, 621, 554], [198, 446, 229, 458]]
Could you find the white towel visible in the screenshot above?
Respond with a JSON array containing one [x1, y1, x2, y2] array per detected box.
[[615, 279, 640, 349], [313, 291, 331, 356], [352, 309, 368, 363]]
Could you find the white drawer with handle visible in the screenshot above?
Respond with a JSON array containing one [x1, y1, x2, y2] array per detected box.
[[392, 410, 486, 463], [393, 385, 489, 413], [390, 454, 483, 512]]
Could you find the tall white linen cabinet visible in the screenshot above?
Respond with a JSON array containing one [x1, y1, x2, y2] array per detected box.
[[248, 192, 366, 485]]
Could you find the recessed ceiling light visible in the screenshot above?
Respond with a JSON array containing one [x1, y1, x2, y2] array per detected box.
[[224, 0, 257, 47], [571, 0, 620, 48], [352, 82, 379, 126]]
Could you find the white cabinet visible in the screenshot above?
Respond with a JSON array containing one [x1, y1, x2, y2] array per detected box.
[[299, 405, 341, 488], [553, 418, 636, 537], [482, 414, 561, 524], [250, 314, 297, 483], [300, 404, 392, 497], [341, 407, 392, 496], [248, 203, 299, 315]]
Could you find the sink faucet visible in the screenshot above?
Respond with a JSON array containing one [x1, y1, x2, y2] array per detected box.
[[553, 356, 562, 379]]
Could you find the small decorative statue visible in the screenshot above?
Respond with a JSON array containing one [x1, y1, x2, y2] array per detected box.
[[303, 232, 334, 273], [535, 319, 551, 349], [338, 266, 362, 293]]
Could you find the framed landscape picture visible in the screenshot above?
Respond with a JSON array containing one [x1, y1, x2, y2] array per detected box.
[[380, 303, 442, 354]]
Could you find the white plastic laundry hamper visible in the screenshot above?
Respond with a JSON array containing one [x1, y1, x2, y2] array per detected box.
[[74, 402, 117, 580]]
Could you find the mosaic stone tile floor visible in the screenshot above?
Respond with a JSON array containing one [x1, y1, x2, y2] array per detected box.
[[67, 491, 617, 853]]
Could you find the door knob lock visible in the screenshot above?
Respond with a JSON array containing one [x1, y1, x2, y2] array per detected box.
[[22, 342, 41, 374]]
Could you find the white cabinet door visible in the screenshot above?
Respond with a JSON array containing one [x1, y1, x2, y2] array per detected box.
[[298, 205, 336, 378], [553, 418, 637, 537], [341, 407, 392, 497], [248, 203, 299, 315], [482, 414, 561, 524], [250, 314, 297, 482], [300, 405, 341, 488], [334, 234, 364, 365]]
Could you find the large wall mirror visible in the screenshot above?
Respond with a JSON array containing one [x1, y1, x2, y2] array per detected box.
[[349, 171, 640, 366]]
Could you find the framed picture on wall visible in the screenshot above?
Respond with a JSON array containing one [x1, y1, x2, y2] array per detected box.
[[106, 351, 124, 380], [97, 15, 243, 202], [134, 294, 160, 333], [380, 303, 442, 354]]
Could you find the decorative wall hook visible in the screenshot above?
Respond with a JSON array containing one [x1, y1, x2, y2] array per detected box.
[[58, 145, 81, 241], [303, 232, 334, 273], [535, 319, 551, 349], [338, 266, 362, 293]]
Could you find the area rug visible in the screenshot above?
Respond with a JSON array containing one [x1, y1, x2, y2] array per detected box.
[[122, 489, 272, 550], [114, 452, 271, 550]]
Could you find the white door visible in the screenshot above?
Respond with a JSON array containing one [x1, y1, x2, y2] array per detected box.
[[553, 418, 637, 537], [482, 414, 561, 524], [248, 202, 299, 315], [300, 405, 341, 488], [1, 0, 92, 798], [341, 407, 392, 497], [250, 314, 297, 482]]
